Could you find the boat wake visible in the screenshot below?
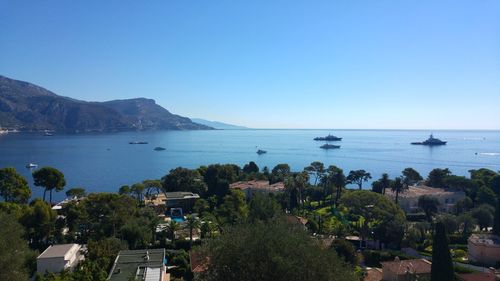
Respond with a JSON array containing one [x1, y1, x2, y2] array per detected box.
[[479, 152, 500, 156]]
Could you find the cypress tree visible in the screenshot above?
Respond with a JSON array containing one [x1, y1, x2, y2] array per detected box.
[[493, 200, 500, 236], [431, 222, 454, 281]]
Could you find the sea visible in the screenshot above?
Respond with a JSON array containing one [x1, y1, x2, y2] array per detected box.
[[1, 129, 499, 201]]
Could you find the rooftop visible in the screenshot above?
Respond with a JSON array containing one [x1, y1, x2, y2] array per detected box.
[[38, 244, 81, 259], [189, 250, 209, 273], [107, 249, 166, 281], [458, 272, 496, 281], [145, 192, 200, 206], [381, 258, 431, 275], [364, 268, 382, 281], [469, 234, 500, 246], [229, 180, 285, 191], [387, 185, 464, 199]]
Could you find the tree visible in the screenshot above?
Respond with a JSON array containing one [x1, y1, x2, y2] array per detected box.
[[248, 193, 281, 222], [330, 238, 357, 265], [120, 217, 152, 249], [304, 161, 325, 186], [271, 164, 291, 183], [471, 204, 494, 231], [130, 183, 145, 203], [243, 161, 259, 174], [426, 168, 451, 188], [0, 167, 31, 203], [142, 179, 162, 197], [493, 200, 500, 236], [346, 170, 372, 190], [197, 221, 357, 281], [469, 168, 498, 187], [371, 173, 391, 195], [166, 220, 181, 244], [118, 185, 131, 195], [453, 197, 473, 215], [204, 164, 239, 200], [186, 215, 201, 246], [418, 195, 440, 222], [402, 168, 423, 187], [436, 214, 458, 235], [491, 175, 500, 196], [325, 165, 346, 205], [390, 177, 406, 204], [65, 187, 86, 198], [0, 211, 33, 281], [32, 167, 66, 203], [457, 213, 476, 236], [340, 190, 406, 248], [162, 168, 206, 195], [430, 222, 454, 281], [217, 190, 249, 225], [476, 186, 497, 207], [20, 199, 57, 249]]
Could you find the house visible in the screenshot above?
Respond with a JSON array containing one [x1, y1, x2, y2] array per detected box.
[[380, 258, 431, 281], [468, 234, 500, 266], [37, 244, 85, 274], [229, 180, 285, 199], [107, 249, 169, 281], [386, 185, 465, 213], [145, 192, 200, 213]]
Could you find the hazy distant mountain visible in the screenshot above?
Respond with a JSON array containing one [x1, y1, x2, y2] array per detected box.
[[0, 75, 212, 132], [191, 118, 248, 130]]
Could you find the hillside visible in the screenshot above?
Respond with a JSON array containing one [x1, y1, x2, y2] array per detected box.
[[0, 75, 212, 132], [191, 118, 249, 130]]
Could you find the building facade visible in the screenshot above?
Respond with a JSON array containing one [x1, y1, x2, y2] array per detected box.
[[386, 185, 465, 213], [468, 234, 500, 266], [37, 244, 84, 274]]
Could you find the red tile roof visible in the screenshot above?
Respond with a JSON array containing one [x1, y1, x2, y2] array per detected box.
[[229, 180, 285, 192], [364, 268, 382, 281], [458, 272, 495, 281], [189, 250, 209, 273], [381, 259, 431, 275]]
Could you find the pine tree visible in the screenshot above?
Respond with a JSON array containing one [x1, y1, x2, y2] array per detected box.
[[493, 200, 500, 236], [431, 222, 454, 281]]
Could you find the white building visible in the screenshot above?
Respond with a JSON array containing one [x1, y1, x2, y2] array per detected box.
[[37, 244, 85, 274]]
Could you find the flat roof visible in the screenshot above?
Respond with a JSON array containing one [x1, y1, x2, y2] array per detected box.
[[38, 244, 80, 259], [108, 249, 165, 281]]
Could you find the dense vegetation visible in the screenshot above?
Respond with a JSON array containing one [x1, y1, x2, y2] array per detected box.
[[1, 162, 499, 280]]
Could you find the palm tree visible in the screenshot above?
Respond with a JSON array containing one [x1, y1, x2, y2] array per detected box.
[[166, 220, 180, 244], [391, 177, 406, 204], [379, 173, 391, 195], [186, 215, 200, 246]]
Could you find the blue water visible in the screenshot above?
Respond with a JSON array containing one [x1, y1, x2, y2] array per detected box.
[[1, 130, 499, 201]]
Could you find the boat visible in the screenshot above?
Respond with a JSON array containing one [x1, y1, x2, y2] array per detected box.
[[26, 163, 38, 168], [257, 149, 267, 155], [411, 134, 447, 146], [320, 144, 341, 149], [154, 147, 166, 151], [129, 141, 148, 144], [314, 134, 342, 141], [44, 130, 53, 136]]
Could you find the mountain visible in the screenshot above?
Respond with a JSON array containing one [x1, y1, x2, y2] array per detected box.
[[191, 118, 249, 130], [0, 75, 212, 132]]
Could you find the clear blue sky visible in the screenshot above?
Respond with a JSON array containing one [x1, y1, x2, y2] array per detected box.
[[0, 0, 498, 129]]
